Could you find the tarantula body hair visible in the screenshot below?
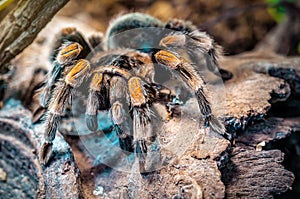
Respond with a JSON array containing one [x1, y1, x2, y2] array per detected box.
[[109, 76, 133, 150], [40, 59, 90, 164], [128, 77, 153, 162], [128, 77, 148, 106], [50, 27, 94, 62], [39, 42, 85, 108], [106, 13, 224, 76], [106, 12, 164, 49], [154, 49, 225, 133], [38, 12, 228, 172]]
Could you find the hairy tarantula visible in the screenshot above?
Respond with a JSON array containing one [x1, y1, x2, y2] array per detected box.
[[38, 12, 226, 172]]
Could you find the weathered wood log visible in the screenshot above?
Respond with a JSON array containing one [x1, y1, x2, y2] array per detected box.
[[0, 0, 70, 70], [220, 53, 292, 134], [222, 146, 295, 199], [1, 15, 299, 199], [0, 104, 82, 199], [253, 59, 300, 97], [237, 117, 300, 149], [71, 107, 230, 198]]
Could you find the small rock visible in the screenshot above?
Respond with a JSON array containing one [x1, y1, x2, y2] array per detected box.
[[93, 185, 104, 196], [0, 168, 7, 182], [256, 141, 266, 151]]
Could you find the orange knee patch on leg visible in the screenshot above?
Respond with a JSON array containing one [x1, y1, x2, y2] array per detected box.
[[154, 50, 181, 69], [128, 77, 146, 106], [90, 73, 103, 91], [65, 59, 90, 87], [57, 43, 83, 64]]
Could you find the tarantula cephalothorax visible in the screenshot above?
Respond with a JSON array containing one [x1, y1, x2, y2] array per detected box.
[[38, 12, 226, 172]]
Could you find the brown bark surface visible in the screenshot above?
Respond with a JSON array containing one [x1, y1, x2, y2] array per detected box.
[[0, 15, 299, 199], [0, 0, 69, 70], [0, 107, 82, 199]]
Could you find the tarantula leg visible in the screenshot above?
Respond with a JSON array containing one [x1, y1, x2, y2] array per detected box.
[[40, 42, 83, 107], [85, 66, 131, 131], [128, 77, 154, 172], [110, 102, 133, 152], [51, 27, 93, 62], [85, 93, 100, 131], [40, 59, 90, 165], [86, 73, 104, 131], [159, 30, 222, 75], [154, 50, 225, 134], [39, 63, 60, 108], [109, 76, 133, 152]]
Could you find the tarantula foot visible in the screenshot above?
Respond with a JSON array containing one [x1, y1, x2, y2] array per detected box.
[[85, 114, 98, 131], [134, 140, 148, 173], [39, 142, 53, 165], [205, 118, 210, 127], [135, 140, 147, 157], [200, 114, 211, 127], [207, 115, 226, 135], [114, 125, 133, 152], [119, 136, 134, 152]]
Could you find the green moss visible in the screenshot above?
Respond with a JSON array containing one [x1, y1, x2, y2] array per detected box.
[[265, 0, 297, 23]]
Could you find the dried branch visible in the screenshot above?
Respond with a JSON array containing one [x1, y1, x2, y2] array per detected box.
[[0, 0, 70, 71]]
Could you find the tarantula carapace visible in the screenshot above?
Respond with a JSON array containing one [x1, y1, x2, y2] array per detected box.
[[38, 12, 226, 172]]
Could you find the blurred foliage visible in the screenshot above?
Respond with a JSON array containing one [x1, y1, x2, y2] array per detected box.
[[60, 0, 276, 55], [1, 0, 298, 55], [0, 0, 14, 12], [266, 0, 296, 22]]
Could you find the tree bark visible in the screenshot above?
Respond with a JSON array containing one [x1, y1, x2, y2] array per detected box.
[[0, 0, 69, 70]]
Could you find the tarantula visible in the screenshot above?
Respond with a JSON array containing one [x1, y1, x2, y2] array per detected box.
[[38, 12, 226, 172]]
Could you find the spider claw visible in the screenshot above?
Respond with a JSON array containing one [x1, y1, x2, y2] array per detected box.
[[119, 137, 134, 152], [114, 125, 133, 152], [39, 142, 53, 165], [134, 140, 148, 173], [134, 140, 147, 157], [85, 114, 98, 131], [207, 115, 226, 135], [204, 120, 210, 128]]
